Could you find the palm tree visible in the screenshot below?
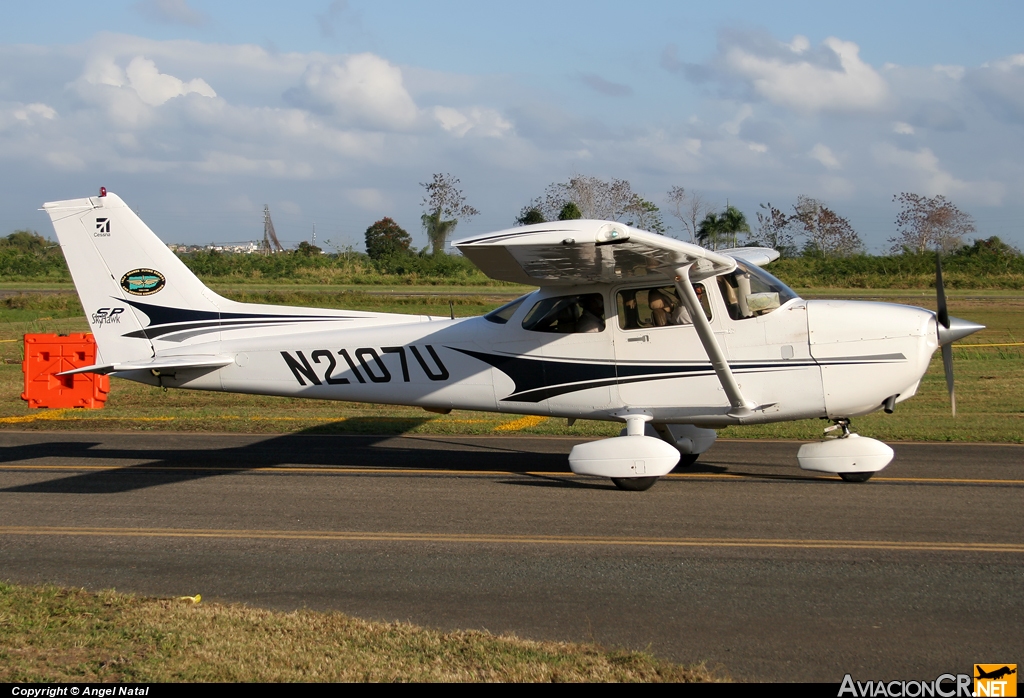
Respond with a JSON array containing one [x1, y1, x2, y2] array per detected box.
[[697, 205, 750, 250], [422, 209, 459, 255]]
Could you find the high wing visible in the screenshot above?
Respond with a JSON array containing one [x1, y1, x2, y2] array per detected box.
[[454, 221, 743, 286], [456, 220, 785, 418]]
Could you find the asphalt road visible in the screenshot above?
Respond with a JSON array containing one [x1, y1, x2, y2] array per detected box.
[[1, 430, 1021, 682]]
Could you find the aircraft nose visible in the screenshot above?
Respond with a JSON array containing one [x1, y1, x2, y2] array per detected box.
[[937, 316, 985, 346]]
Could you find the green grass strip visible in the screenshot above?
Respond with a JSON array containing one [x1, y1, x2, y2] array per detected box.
[[0, 583, 719, 683]]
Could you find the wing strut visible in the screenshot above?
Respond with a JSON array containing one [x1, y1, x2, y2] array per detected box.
[[673, 264, 756, 418]]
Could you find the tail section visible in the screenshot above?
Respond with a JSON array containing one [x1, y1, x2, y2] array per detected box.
[[44, 190, 429, 370], [43, 191, 222, 365]]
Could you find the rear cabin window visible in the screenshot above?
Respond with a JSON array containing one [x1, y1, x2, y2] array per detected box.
[[522, 293, 606, 333], [717, 261, 799, 321], [616, 284, 711, 330]]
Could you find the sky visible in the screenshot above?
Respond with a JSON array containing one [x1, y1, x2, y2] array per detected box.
[[1, 0, 1022, 253]]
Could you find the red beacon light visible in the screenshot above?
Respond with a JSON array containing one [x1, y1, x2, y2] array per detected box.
[[99, 186, 106, 197]]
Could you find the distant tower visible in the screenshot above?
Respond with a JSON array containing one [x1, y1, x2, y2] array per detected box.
[[262, 205, 284, 254], [312, 222, 317, 247]]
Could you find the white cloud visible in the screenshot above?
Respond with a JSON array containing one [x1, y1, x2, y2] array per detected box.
[[125, 57, 216, 106], [286, 54, 418, 131], [433, 106, 512, 138], [966, 53, 1024, 122], [12, 103, 57, 123], [872, 143, 1005, 205], [809, 143, 841, 169], [787, 35, 811, 54], [345, 188, 389, 210], [932, 64, 965, 81], [718, 34, 889, 113], [892, 122, 915, 135], [721, 104, 753, 136]]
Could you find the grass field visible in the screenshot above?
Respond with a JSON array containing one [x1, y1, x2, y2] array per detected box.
[[0, 583, 714, 682], [1, 288, 1021, 443]]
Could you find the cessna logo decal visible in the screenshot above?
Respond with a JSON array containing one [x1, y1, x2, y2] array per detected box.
[[95, 217, 111, 236], [281, 346, 449, 386], [120, 268, 166, 296]]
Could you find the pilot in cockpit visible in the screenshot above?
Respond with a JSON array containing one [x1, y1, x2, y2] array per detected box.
[[576, 294, 605, 333]]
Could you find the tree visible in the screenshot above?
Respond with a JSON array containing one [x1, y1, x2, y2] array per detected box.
[[697, 205, 750, 250], [515, 206, 545, 225], [364, 217, 412, 260], [420, 173, 479, 254], [295, 240, 323, 256], [623, 197, 666, 234], [533, 175, 643, 221], [558, 202, 582, 220], [1, 230, 51, 251], [753, 203, 797, 256], [890, 193, 976, 254], [793, 196, 863, 257], [666, 186, 711, 243]]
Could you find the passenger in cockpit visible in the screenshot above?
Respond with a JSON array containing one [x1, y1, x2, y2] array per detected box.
[[649, 289, 687, 326]]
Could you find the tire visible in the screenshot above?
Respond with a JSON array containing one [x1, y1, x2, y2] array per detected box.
[[611, 476, 659, 491], [839, 471, 874, 483], [677, 453, 700, 467]]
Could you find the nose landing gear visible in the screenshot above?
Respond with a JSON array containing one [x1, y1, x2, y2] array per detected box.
[[797, 418, 894, 483]]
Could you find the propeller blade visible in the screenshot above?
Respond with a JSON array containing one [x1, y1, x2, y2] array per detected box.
[[935, 253, 950, 329], [942, 342, 956, 417]]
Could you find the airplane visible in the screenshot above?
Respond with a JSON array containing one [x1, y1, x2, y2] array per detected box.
[[975, 666, 1016, 681], [42, 188, 985, 491]]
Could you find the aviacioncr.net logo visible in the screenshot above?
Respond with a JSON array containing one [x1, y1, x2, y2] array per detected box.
[[839, 674, 973, 697]]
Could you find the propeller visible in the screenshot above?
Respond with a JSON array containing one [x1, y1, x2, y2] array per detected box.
[[935, 254, 956, 416], [935, 253, 986, 417]]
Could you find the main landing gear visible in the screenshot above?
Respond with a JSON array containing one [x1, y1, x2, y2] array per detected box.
[[569, 419, 717, 491]]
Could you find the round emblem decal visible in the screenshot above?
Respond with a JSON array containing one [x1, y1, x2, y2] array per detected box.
[[120, 268, 166, 296]]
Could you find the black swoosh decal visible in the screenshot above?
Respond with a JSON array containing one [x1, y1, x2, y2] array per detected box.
[[118, 298, 359, 341], [451, 348, 904, 403]]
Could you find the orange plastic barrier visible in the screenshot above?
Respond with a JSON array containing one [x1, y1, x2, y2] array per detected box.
[[21, 333, 110, 409]]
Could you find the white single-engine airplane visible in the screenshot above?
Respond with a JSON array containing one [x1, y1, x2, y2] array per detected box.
[[44, 189, 984, 490]]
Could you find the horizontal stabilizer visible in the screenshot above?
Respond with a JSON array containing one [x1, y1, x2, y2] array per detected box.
[[57, 355, 233, 376], [718, 247, 781, 267]]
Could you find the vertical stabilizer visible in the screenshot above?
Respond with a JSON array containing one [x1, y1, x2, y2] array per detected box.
[[43, 192, 222, 365]]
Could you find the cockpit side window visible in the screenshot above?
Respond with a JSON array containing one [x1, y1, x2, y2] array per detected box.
[[717, 261, 799, 320], [484, 295, 528, 324], [522, 293, 606, 333], [616, 284, 711, 330]]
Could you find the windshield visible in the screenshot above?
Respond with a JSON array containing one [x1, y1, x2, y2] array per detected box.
[[717, 261, 799, 320]]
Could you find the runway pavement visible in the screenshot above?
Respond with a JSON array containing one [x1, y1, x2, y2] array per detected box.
[[1, 430, 1021, 682]]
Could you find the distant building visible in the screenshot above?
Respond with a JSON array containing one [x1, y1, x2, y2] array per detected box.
[[167, 242, 262, 254]]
